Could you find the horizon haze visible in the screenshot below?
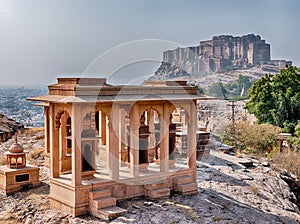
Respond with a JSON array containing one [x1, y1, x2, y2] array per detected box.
[[0, 0, 299, 86]]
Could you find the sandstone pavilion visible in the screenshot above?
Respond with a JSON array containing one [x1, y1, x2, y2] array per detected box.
[[28, 78, 211, 220]]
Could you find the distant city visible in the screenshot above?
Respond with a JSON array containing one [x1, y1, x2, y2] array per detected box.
[[0, 87, 47, 127]]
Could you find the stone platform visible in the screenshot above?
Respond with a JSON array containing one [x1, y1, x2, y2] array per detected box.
[[49, 167, 197, 218], [0, 165, 40, 195]]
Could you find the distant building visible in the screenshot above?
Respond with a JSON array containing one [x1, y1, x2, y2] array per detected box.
[[155, 34, 292, 78], [267, 60, 293, 69]]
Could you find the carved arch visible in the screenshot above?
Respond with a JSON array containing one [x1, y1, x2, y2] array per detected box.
[[55, 110, 70, 128], [138, 105, 163, 118]]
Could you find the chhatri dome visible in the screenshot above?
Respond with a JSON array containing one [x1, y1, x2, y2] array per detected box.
[[8, 135, 24, 153], [5, 134, 27, 169]]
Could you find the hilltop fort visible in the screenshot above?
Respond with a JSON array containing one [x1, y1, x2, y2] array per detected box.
[[153, 34, 292, 79]]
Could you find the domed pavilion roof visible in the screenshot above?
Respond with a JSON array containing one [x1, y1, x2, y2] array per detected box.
[[8, 135, 24, 153]]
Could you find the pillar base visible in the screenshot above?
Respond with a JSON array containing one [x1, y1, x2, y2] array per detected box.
[[81, 170, 96, 180], [139, 163, 149, 172]]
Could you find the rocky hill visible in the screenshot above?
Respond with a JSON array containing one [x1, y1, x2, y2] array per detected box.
[[152, 34, 291, 78], [0, 131, 300, 223], [153, 63, 281, 90], [0, 113, 24, 142], [150, 34, 292, 92]]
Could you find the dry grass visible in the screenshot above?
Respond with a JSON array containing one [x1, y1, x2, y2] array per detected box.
[[250, 185, 260, 196], [221, 202, 230, 211], [27, 148, 44, 166], [271, 150, 300, 178], [213, 214, 222, 222], [24, 127, 44, 134], [0, 155, 7, 165], [165, 201, 199, 222], [30, 148, 44, 157], [35, 135, 44, 140], [235, 149, 242, 158]]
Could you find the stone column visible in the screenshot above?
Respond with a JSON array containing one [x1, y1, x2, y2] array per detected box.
[[108, 103, 120, 180], [98, 111, 102, 143], [119, 109, 126, 164], [71, 104, 82, 186], [148, 109, 156, 161], [129, 103, 139, 177], [50, 104, 59, 178], [44, 106, 50, 168], [59, 114, 67, 172], [101, 112, 107, 145], [187, 101, 197, 169], [44, 106, 50, 153], [160, 103, 170, 172]]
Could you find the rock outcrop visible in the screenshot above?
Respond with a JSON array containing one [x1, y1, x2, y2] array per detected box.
[[0, 113, 24, 143]]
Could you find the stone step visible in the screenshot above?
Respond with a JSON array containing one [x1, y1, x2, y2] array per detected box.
[[146, 187, 170, 199], [174, 183, 198, 194], [173, 175, 193, 185], [98, 206, 127, 220], [144, 180, 165, 190], [90, 197, 116, 209], [89, 188, 111, 200], [94, 206, 127, 221]]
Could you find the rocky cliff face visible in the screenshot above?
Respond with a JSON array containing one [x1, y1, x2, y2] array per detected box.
[[0, 113, 24, 142], [152, 34, 290, 80]]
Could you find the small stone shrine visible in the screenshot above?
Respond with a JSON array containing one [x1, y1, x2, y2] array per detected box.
[[0, 135, 40, 195], [277, 133, 292, 152]]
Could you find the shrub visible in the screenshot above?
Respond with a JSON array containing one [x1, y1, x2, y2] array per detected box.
[[221, 122, 282, 154], [24, 127, 44, 134], [271, 150, 300, 178]]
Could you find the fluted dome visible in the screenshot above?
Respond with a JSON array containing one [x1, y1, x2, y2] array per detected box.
[[8, 134, 24, 153], [9, 142, 24, 153]]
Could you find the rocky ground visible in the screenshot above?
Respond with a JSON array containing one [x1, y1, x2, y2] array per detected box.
[[0, 113, 24, 142], [0, 132, 300, 223], [152, 64, 280, 89], [0, 128, 45, 154]]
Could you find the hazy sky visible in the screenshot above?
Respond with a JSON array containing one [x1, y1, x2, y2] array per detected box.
[[0, 0, 299, 86]]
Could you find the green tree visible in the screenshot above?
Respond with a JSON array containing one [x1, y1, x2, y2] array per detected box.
[[246, 66, 300, 133], [294, 121, 300, 138], [206, 82, 227, 99], [287, 120, 300, 150], [225, 75, 254, 99], [236, 75, 252, 94]]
